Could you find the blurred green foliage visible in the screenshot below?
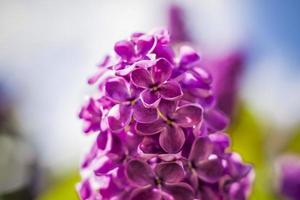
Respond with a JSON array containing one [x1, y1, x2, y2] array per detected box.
[[229, 104, 278, 200], [38, 171, 79, 200], [284, 126, 300, 154]]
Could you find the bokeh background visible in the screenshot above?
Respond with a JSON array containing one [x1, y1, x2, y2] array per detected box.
[[0, 0, 300, 199]]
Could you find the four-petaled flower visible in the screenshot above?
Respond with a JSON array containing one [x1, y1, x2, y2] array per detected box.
[[131, 58, 183, 108], [136, 100, 203, 153], [126, 159, 194, 200]]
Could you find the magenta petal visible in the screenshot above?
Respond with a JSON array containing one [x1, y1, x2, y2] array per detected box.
[[94, 159, 118, 175], [158, 99, 177, 118], [114, 40, 135, 60], [189, 137, 213, 163], [131, 68, 153, 88], [196, 158, 224, 183], [77, 179, 92, 199], [105, 77, 130, 102], [136, 35, 156, 55], [204, 108, 229, 133], [96, 131, 108, 150], [159, 125, 185, 153], [126, 159, 154, 187], [130, 187, 161, 200], [136, 119, 165, 135], [178, 46, 200, 69], [151, 58, 173, 84], [173, 104, 203, 127], [141, 89, 161, 108], [160, 81, 183, 100], [155, 162, 184, 183], [132, 100, 158, 123], [163, 183, 194, 200], [107, 104, 132, 132]]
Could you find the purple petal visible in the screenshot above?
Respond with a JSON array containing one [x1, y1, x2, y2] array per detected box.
[[151, 58, 173, 84], [126, 159, 154, 186], [178, 46, 200, 69], [139, 135, 164, 154], [131, 68, 153, 88], [105, 77, 130, 102], [204, 108, 229, 133], [173, 104, 203, 127], [77, 179, 91, 200], [130, 187, 161, 200], [96, 131, 108, 150], [99, 176, 123, 199], [114, 40, 135, 60], [157, 99, 177, 118], [136, 119, 165, 135], [226, 153, 252, 180], [159, 125, 185, 153], [115, 63, 136, 76], [163, 183, 194, 200], [132, 100, 158, 123], [189, 137, 213, 163], [160, 81, 183, 100], [208, 133, 230, 154], [107, 104, 132, 132], [196, 158, 224, 183], [136, 35, 156, 55], [94, 158, 119, 175], [153, 44, 175, 63], [155, 162, 184, 183], [140, 89, 161, 108]]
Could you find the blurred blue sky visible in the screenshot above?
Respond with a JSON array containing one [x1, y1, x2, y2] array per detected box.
[[0, 0, 299, 171]]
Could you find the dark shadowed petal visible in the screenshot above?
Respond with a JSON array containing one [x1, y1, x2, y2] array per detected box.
[[173, 104, 203, 127], [196, 158, 224, 183], [163, 183, 194, 200], [151, 58, 173, 84], [141, 89, 161, 108], [159, 125, 185, 153], [126, 159, 154, 186], [158, 99, 177, 118], [114, 40, 135, 60], [107, 104, 132, 132], [204, 108, 229, 133], [131, 68, 153, 88], [130, 187, 161, 200], [105, 77, 130, 102], [155, 162, 184, 183], [189, 137, 213, 163], [136, 119, 165, 135], [136, 35, 156, 55], [132, 100, 158, 123], [160, 81, 183, 100]]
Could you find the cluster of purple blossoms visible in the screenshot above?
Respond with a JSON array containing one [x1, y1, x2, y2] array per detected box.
[[77, 29, 254, 200]]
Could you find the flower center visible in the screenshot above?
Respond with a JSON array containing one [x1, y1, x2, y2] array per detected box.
[[154, 177, 162, 186], [150, 83, 160, 92]]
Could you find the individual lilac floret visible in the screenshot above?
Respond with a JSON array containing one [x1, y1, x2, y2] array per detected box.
[[131, 58, 183, 107], [77, 28, 254, 200], [276, 155, 300, 200]]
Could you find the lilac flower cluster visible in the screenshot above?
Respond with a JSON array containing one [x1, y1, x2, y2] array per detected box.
[[77, 29, 254, 200]]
